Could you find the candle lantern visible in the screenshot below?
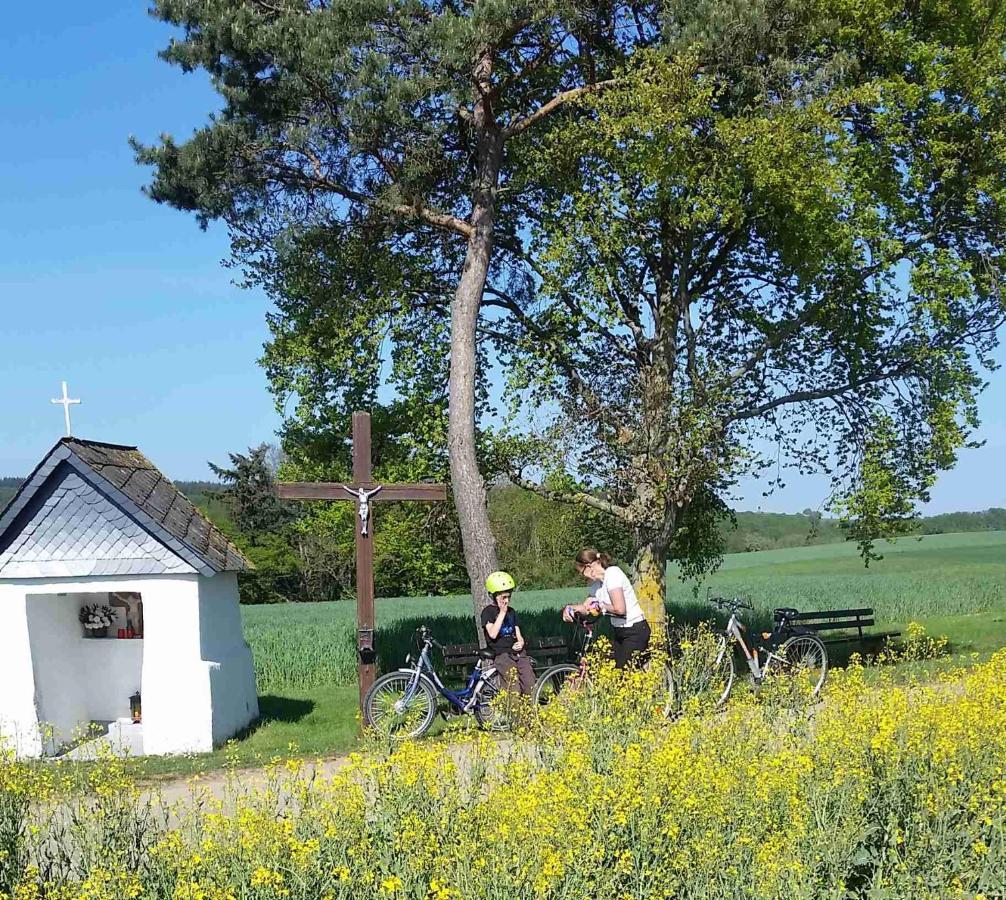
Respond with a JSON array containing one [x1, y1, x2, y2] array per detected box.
[[129, 691, 142, 724]]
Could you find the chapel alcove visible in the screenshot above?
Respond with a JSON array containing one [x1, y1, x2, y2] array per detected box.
[[26, 590, 144, 754]]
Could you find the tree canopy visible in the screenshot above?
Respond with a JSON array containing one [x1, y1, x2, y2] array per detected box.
[[497, 0, 1006, 620], [138, 0, 1006, 621], [136, 0, 657, 614]]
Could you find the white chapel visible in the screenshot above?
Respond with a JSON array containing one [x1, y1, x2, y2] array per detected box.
[[0, 437, 259, 757]]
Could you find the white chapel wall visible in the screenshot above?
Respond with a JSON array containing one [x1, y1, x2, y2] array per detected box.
[[22, 592, 144, 748], [78, 640, 143, 722], [140, 573, 214, 755], [25, 592, 91, 750], [0, 585, 42, 756], [197, 571, 259, 745], [0, 574, 208, 757]]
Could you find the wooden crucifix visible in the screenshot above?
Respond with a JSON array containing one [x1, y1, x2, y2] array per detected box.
[[277, 411, 447, 710]]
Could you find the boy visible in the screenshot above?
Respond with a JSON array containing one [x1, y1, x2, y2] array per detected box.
[[481, 571, 535, 695]]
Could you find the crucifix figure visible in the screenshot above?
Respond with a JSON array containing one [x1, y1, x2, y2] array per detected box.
[[344, 484, 382, 536], [51, 381, 81, 436], [278, 411, 447, 710]]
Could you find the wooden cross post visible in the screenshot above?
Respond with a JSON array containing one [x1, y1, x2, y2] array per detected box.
[[277, 411, 447, 710]]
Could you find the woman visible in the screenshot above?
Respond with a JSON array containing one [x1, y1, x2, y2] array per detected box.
[[563, 548, 651, 669]]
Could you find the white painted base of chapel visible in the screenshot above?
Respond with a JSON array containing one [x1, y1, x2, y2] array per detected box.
[[0, 572, 259, 758]]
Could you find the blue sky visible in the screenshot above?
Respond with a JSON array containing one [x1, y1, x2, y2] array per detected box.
[[1, 4, 1004, 513], [1, 5, 282, 482]]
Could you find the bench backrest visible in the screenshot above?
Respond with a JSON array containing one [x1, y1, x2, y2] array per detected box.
[[774, 607, 875, 631], [442, 635, 568, 668]]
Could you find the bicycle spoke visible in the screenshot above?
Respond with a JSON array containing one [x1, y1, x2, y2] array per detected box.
[[768, 635, 828, 698], [368, 674, 434, 735], [534, 665, 582, 706], [475, 674, 516, 732], [665, 627, 735, 714]]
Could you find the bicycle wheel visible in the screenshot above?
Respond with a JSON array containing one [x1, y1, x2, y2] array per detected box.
[[773, 633, 829, 698], [363, 672, 438, 739], [663, 632, 735, 717], [473, 671, 515, 732], [532, 664, 582, 706]]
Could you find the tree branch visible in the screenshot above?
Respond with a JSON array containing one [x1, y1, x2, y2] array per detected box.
[[725, 300, 821, 388], [509, 471, 634, 522], [275, 145, 475, 238], [728, 363, 914, 423], [503, 78, 619, 138]]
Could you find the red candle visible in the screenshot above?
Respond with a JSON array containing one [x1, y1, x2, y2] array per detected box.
[[118, 628, 126, 639]]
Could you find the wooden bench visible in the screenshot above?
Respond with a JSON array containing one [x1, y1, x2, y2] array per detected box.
[[772, 607, 900, 649], [442, 634, 569, 679]]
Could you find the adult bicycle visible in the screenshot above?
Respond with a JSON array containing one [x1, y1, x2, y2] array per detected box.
[[363, 625, 511, 738], [666, 596, 828, 711]]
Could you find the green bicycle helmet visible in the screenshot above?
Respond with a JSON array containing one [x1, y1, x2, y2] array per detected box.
[[485, 571, 516, 595]]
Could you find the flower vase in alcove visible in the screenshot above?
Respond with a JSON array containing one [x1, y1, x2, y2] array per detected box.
[[79, 603, 114, 639]]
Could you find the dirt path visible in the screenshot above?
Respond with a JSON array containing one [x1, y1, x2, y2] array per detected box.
[[144, 753, 356, 809], [140, 737, 513, 815]]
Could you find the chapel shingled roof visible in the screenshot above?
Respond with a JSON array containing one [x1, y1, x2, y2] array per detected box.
[[0, 438, 250, 576]]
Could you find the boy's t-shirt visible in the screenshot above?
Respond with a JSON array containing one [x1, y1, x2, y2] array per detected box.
[[481, 603, 520, 655]]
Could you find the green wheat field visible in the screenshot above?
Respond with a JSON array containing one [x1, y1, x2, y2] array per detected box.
[[242, 530, 1006, 693]]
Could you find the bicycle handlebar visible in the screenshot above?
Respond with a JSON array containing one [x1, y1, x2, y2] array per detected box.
[[415, 625, 445, 650], [708, 595, 753, 612], [562, 607, 596, 627]]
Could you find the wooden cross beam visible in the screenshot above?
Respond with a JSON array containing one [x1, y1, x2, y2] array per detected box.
[[277, 411, 447, 710]]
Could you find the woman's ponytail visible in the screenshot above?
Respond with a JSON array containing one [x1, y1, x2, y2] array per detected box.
[[575, 547, 612, 569]]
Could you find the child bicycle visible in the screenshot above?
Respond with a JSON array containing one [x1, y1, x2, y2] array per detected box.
[[363, 625, 511, 739], [665, 596, 828, 711]]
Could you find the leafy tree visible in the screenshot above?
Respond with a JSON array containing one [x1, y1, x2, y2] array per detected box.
[[499, 3, 1006, 628], [489, 483, 634, 588], [134, 0, 650, 618]]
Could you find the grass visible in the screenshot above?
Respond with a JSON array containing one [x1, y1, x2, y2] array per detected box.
[[243, 587, 586, 692], [242, 530, 1006, 692], [687, 530, 1006, 622], [114, 530, 1006, 779], [123, 685, 360, 781]]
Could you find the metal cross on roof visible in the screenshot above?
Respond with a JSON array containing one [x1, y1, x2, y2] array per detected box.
[[51, 381, 81, 436]]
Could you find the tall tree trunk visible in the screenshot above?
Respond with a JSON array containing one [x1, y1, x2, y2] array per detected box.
[[449, 53, 502, 635], [632, 538, 669, 642]]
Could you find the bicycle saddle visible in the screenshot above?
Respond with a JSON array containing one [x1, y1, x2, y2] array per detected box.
[[773, 607, 800, 621], [478, 648, 495, 660]]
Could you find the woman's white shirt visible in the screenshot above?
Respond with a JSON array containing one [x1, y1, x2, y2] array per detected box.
[[590, 565, 646, 628]]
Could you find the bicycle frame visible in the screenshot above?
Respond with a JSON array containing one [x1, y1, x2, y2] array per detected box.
[[723, 611, 789, 682], [397, 639, 497, 714]]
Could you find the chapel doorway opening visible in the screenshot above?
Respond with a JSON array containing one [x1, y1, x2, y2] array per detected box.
[[26, 591, 145, 755]]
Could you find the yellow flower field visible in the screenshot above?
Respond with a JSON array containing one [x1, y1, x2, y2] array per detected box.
[[2, 646, 1006, 899]]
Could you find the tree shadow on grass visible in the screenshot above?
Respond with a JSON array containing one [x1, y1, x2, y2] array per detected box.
[[375, 596, 890, 684], [373, 597, 797, 674]]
